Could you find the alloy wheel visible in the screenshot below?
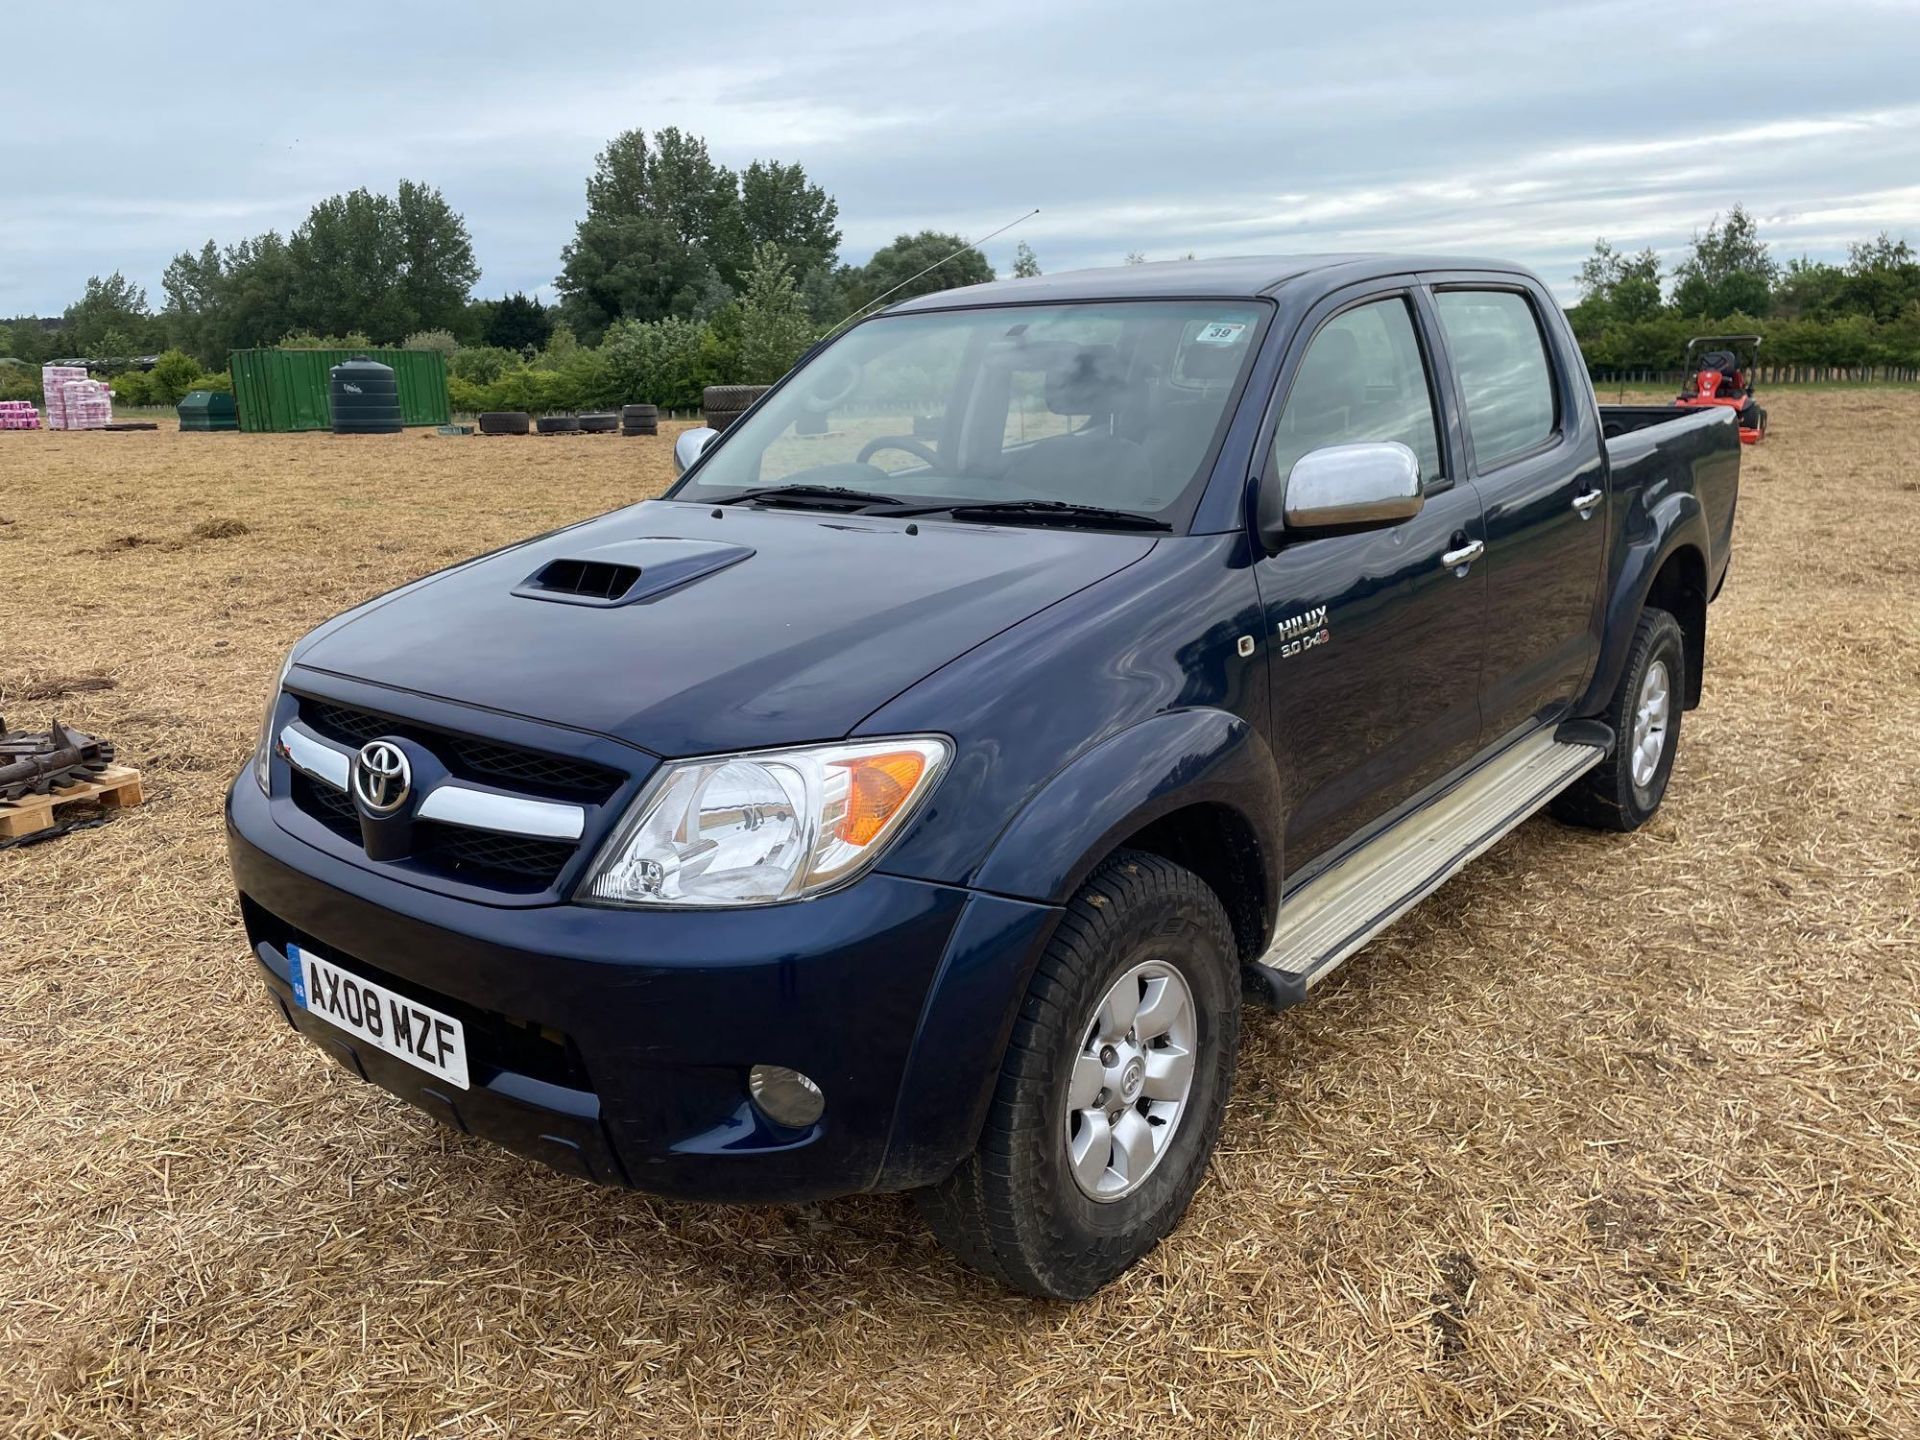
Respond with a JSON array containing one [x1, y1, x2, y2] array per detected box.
[[1063, 960, 1197, 1202]]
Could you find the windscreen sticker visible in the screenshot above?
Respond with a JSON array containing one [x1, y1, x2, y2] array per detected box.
[[1194, 321, 1248, 345]]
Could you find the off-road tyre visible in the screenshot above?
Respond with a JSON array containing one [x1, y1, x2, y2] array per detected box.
[[477, 411, 531, 435], [704, 409, 744, 432], [577, 412, 618, 433], [621, 403, 658, 422], [1551, 606, 1684, 832], [535, 414, 580, 434], [916, 850, 1240, 1299]]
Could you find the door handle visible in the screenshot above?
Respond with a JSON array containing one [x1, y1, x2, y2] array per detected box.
[[1441, 539, 1485, 572], [1572, 489, 1604, 519]]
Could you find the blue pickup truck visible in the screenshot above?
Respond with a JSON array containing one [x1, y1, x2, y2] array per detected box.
[[227, 254, 1738, 1298]]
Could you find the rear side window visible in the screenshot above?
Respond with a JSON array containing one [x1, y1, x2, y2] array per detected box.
[[1434, 290, 1557, 468], [1269, 297, 1442, 487]]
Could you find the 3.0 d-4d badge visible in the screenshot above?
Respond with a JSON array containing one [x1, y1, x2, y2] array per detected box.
[[1275, 603, 1330, 658]]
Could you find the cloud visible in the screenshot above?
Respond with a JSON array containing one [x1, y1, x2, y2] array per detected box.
[[4, 0, 1917, 313]]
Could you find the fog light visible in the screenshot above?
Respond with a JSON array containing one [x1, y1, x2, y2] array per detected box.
[[748, 1064, 825, 1128]]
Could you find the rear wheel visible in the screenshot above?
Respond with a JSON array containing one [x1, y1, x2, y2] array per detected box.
[[1552, 607, 1684, 832], [916, 850, 1240, 1299]]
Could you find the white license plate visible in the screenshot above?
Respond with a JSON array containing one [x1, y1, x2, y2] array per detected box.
[[288, 944, 470, 1090]]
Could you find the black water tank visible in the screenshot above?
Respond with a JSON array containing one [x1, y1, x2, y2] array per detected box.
[[329, 359, 403, 434]]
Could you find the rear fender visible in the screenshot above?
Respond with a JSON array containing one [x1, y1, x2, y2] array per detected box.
[[1577, 487, 1707, 715]]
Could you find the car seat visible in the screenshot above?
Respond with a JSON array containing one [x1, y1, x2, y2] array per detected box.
[[1001, 346, 1156, 508]]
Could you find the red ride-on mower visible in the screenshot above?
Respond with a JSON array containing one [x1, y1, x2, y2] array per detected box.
[[1675, 334, 1767, 443]]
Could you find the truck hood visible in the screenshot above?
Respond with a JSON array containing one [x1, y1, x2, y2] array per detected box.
[[296, 499, 1157, 756]]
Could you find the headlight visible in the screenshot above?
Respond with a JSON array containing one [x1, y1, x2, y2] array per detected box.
[[251, 649, 295, 794], [580, 736, 951, 907]]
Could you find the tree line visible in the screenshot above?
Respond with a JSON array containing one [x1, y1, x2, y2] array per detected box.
[[1570, 205, 1920, 374], [0, 124, 1001, 410], [10, 157, 1917, 412]]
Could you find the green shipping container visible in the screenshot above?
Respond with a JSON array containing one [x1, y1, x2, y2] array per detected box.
[[229, 348, 450, 432]]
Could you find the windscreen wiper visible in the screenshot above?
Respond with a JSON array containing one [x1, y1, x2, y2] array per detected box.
[[876, 499, 1171, 531], [715, 483, 907, 510]]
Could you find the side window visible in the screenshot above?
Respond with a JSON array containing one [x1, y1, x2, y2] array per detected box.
[[1270, 297, 1442, 488], [1434, 289, 1557, 468]]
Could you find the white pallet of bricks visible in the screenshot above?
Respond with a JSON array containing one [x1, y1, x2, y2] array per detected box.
[[41, 365, 112, 430], [65, 379, 112, 429]]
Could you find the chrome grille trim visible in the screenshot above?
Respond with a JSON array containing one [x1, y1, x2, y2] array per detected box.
[[416, 785, 585, 841], [277, 724, 587, 842], [279, 723, 351, 790]]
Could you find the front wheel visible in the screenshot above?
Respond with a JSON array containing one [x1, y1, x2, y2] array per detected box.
[[1552, 606, 1685, 832], [916, 850, 1240, 1299]]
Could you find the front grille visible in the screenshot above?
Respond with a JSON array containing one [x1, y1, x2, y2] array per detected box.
[[416, 822, 575, 887], [284, 695, 627, 895], [452, 738, 620, 795], [286, 776, 573, 891], [306, 701, 386, 746], [302, 699, 623, 800], [293, 772, 360, 839], [243, 898, 593, 1093]]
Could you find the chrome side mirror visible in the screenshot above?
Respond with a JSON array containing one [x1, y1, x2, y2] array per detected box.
[[673, 426, 718, 477], [1257, 441, 1422, 550]]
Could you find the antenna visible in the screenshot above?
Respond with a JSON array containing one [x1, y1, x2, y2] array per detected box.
[[825, 208, 1039, 339]]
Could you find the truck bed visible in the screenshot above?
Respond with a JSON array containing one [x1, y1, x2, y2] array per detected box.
[[1597, 404, 1698, 442], [1599, 402, 1741, 600]]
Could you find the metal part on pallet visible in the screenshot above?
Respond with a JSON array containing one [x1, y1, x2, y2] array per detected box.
[[0, 717, 117, 802]]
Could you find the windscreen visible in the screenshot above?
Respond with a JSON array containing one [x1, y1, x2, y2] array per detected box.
[[675, 301, 1268, 522]]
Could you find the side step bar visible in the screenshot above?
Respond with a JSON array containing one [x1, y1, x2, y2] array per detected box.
[[1248, 728, 1607, 1008]]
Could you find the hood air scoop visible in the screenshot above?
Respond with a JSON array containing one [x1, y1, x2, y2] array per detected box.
[[513, 537, 754, 607]]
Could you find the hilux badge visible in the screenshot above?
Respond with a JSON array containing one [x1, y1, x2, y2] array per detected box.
[[1275, 604, 1331, 659]]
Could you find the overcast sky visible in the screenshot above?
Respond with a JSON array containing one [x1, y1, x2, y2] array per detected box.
[[8, 0, 1919, 317]]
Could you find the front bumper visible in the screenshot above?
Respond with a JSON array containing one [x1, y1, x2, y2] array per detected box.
[[227, 776, 1057, 1203]]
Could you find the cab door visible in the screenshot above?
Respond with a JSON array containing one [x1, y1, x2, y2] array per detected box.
[[1253, 286, 1487, 877], [1427, 280, 1608, 738]]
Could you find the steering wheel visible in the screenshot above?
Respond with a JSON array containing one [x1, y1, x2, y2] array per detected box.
[[856, 435, 939, 468]]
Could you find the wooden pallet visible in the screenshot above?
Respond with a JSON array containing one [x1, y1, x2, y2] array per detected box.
[[0, 764, 144, 840]]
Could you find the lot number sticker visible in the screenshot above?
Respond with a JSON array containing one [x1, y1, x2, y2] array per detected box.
[[1194, 321, 1248, 345]]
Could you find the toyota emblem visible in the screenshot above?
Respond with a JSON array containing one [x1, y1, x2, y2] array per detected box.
[[352, 740, 411, 814]]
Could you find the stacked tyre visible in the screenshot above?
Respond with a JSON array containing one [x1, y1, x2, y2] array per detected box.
[[621, 403, 658, 436], [478, 411, 531, 435], [536, 414, 581, 435], [578, 412, 618, 433], [702, 385, 769, 433]]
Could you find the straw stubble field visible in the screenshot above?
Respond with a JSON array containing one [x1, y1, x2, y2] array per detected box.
[[1, 392, 1917, 1438]]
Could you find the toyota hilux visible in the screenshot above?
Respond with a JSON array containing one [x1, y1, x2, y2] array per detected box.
[[227, 254, 1739, 1298]]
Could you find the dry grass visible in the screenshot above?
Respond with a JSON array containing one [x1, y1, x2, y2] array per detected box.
[[1, 397, 1917, 1438]]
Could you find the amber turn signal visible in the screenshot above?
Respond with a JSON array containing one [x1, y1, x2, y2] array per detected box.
[[836, 750, 929, 846]]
